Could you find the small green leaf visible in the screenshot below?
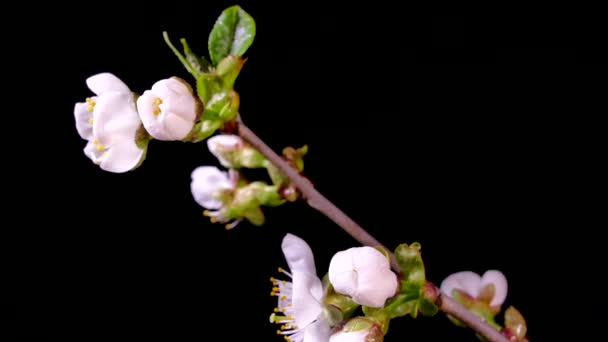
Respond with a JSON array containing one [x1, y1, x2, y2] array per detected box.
[[208, 5, 256, 65], [183, 119, 222, 143], [180, 38, 211, 73], [216, 55, 245, 91], [196, 74, 223, 105], [163, 32, 198, 77], [394, 242, 426, 287], [418, 298, 439, 317]]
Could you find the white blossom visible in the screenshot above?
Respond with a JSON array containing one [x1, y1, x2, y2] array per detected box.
[[73, 73, 146, 173], [270, 234, 331, 342], [137, 77, 198, 141], [328, 247, 398, 308], [190, 166, 244, 229], [440, 270, 508, 307]]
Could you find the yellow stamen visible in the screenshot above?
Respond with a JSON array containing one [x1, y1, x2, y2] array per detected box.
[[210, 217, 217, 223], [152, 97, 163, 116], [86, 97, 96, 112], [92, 138, 99, 145], [88, 118, 94, 125], [269, 277, 275, 282], [96, 144, 105, 151], [278, 267, 283, 273], [280, 295, 286, 301], [225, 224, 232, 230]]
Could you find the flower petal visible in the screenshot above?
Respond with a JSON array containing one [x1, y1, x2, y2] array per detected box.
[[353, 246, 389, 269], [137, 91, 171, 141], [440, 271, 481, 298], [74, 102, 93, 140], [83, 141, 100, 164], [190, 166, 232, 209], [93, 91, 141, 145], [86, 73, 130, 95], [480, 270, 508, 307], [353, 268, 398, 307], [99, 139, 145, 173], [328, 249, 357, 295], [281, 233, 317, 274], [303, 320, 331, 342], [207, 134, 243, 151], [292, 271, 323, 328], [160, 112, 194, 140]]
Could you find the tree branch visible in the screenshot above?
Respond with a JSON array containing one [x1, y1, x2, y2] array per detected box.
[[235, 115, 509, 342]]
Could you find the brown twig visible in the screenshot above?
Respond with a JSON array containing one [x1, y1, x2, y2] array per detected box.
[[235, 115, 509, 342]]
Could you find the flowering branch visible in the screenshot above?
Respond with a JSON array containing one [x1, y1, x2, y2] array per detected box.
[[72, 5, 528, 342], [235, 115, 510, 342]]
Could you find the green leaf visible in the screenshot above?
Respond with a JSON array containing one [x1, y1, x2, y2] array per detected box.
[[163, 32, 198, 77], [196, 74, 223, 105], [208, 5, 256, 65], [216, 55, 245, 91], [180, 38, 211, 73], [394, 242, 426, 287], [183, 119, 222, 143]]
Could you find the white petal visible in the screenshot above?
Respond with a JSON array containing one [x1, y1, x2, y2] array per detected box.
[[83, 141, 100, 164], [74, 102, 93, 140], [292, 271, 323, 328], [93, 91, 141, 145], [190, 166, 232, 209], [207, 135, 243, 164], [328, 248, 356, 295], [352, 247, 389, 269], [440, 271, 482, 298], [480, 270, 508, 307], [137, 91, 172, 141], [281, 233, 317, 274], [159, 112, 194, 140], [99, 139, 145, 173], [352, 268, 397, 307], [304, 320, 331, 342], [86, 73, 130, 95], [162, 92, 197, 121]]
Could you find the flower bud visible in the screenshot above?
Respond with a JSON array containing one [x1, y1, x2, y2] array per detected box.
[[207, 134, 267, 168], [329, 247, 398, 308], [137, 77, 199, 141]]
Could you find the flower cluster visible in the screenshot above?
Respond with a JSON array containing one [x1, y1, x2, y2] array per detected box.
[[269, 234, 397, 342]]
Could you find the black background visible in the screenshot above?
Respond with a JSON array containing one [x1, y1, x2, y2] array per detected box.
[[6, 1, 603, 341]]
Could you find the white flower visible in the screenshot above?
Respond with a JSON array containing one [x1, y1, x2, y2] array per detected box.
[[137, 77, 198, 141], [73, 73, 146, 173], [190, 166, 242, 229], [328, 247, 398, 308], [440, 270, 508, 307], [270, 234, 331, 342]]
